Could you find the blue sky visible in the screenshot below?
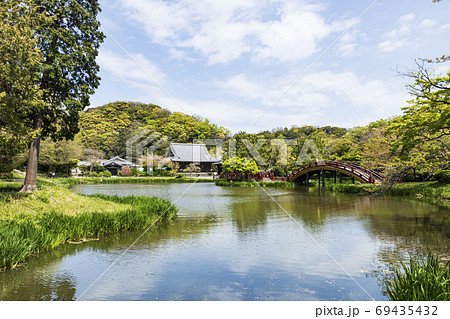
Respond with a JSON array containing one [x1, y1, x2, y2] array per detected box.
[[90, 0, 450, 133]]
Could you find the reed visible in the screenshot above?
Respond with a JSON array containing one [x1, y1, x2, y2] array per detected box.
[[0, 190, 178, 270], [384, 254, 450, 301], [327, 183, 377, 193], [327, 181, 450, 200], [214, 179, 296, 188], [47, 176, 212, 186]]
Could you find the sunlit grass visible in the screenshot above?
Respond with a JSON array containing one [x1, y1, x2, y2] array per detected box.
[[47, 176, 212, 186], [214, 179, 296, 188], [0, 185, 129, 216], [0, 186, 178, 270]]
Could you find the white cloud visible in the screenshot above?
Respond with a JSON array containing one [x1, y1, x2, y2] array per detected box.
[[97, 49, 166, 87], [217, 70, 406, 127], [335, 31, 359, 57], [378, 14, 439, 53], [118, 0, 353, 64]]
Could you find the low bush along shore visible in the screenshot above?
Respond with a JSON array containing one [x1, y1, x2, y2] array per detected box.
[[0, 184, 178, 270], [328, 181, 450, 201], [214, 179, 296, 188], [214, 179, 449, 200], [47, 176, 213, 186]]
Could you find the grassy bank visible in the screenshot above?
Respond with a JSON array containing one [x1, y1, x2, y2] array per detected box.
[[0, 186, 178, 270], [328, 181, 450, 201], [214, 179, 296, 188], [47, 176, 213, 186], [384, 254, 450, 301]]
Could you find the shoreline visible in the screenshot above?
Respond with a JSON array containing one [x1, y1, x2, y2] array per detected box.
[[0, 185, 178, 270], [213, 179, 450, 205]]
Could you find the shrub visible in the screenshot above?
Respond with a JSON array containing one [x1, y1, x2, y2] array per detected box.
[[271, 166, 285, 177], [131, 168, 139, 176], [154, 169, 172, 177], [120, 167, 132, 176], [88, 171, 98, 177], [94, 164, 105, 173], [384, 254, 450, 301], [175, 173, 184, 179], [102, 170, 112, 177], [222, 157, 259, 174], [434, 170, 450, 183], [184, 163, 201, 173], [0, 173, 14, 180]]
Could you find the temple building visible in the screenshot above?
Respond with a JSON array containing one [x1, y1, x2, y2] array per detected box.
[[166, 143, 221, 172]]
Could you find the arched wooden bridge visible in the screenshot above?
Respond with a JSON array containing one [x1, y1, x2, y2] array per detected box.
[[287, 160, 384, 184]]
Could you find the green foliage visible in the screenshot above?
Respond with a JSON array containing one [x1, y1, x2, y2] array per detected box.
[[214, 179, 296, 188], [39, 138, 82, 174], [328, 181, 450, 200], [384, 61, 449, 178], [271, 166, 286, 176], [222, 157, 259, 174], [434, 170, 450, 183], [101, 171, 112, 177], [384, 254, 450, 301], [0, 194, 177, 269], [184, 163, 201, 173], [29, 0, 105, 142], [153, 169, 173, 177], [48, 176, 212, 185], [79, 101, 229, 158], [0, 173, 14, 180], [0, 1, 45, 166], [328, 183, 376, 194], [88, 171, 98, 177], [5, 0, 106, 191]]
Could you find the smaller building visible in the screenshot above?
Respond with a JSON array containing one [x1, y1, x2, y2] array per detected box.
[[100, 156, 140, 175], [75, 156, 140, 176], [166, 143, 221, 172]]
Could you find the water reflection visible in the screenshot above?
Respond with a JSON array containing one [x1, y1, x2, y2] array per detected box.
[[0, 183, 448, 301], [0, 244, 79, 300]]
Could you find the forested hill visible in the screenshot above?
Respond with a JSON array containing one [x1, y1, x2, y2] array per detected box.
[[79, 101, 229, 158], [77, 99, 448, 181]]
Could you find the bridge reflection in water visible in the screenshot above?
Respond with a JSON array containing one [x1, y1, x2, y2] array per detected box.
[[288, 160, 384, 185]]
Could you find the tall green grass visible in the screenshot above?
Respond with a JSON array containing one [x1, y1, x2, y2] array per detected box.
[[327, 181, 450, 200], [0, 195, 178, 270], [328, 183, 377, 193], [50, 177, 212, 186], [214, 179, 296, 188], [384, 254, 450, 301], [384, 182, 450, 199]]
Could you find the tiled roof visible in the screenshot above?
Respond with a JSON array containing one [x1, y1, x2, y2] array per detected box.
[[167, 143, 221, 163]]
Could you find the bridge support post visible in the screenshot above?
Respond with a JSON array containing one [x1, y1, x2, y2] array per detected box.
[[352, 176, 355, 184], [334, 170, 337, 184], [321, 169, 325, 188], [306, 172, 309, 187], [339, 172, 342, 184]]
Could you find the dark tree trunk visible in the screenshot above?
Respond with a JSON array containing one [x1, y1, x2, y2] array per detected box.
[[21, 110, 43, 193]]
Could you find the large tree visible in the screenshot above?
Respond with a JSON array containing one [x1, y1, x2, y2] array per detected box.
[[385, 60, 449, 178], [0, 0, 45, 173], [20, 0, 104, 192]]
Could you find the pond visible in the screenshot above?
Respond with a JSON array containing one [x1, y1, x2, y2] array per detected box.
[[1, 183, 448, 301]]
